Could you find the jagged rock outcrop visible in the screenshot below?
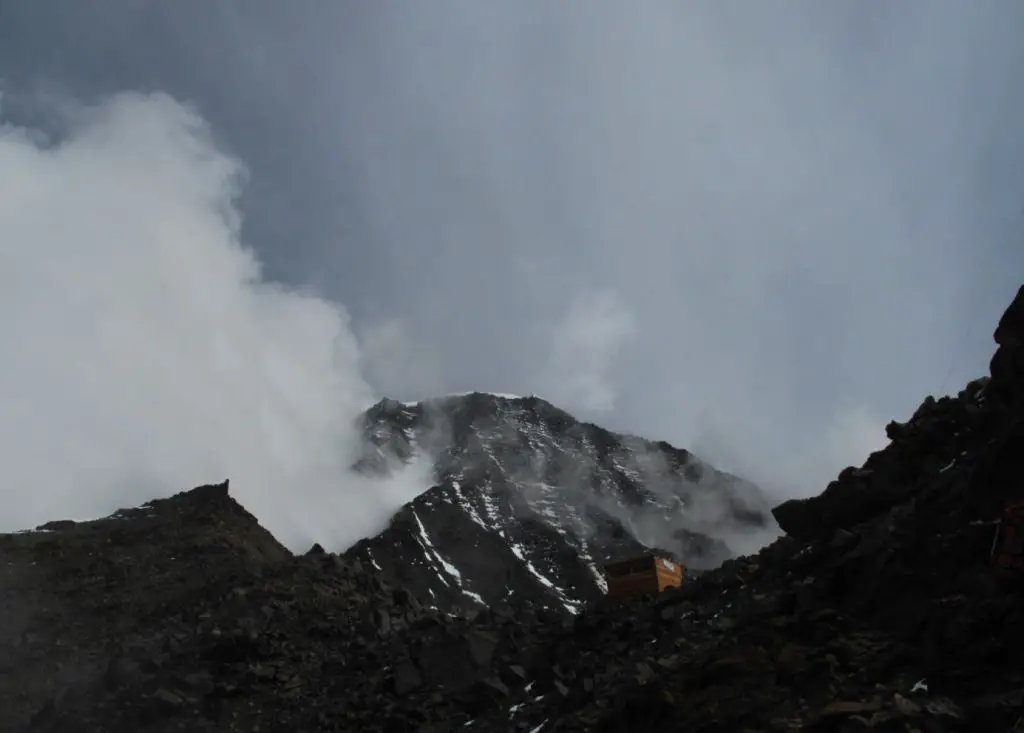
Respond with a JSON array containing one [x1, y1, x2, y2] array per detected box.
[[990, 283, 1024, 407], [770, 376, 989, 542], [1, 285, 1021, 732]]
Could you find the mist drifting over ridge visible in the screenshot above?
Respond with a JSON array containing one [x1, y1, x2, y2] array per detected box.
[[0, 2, 1023, 550], [0, 91, 436, 551]]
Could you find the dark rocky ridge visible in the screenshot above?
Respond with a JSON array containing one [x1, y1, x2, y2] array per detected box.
[[345, 392, 775, 617], [0, 284, 1021, 731]]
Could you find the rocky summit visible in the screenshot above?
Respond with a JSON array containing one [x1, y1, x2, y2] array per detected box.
[[2, 286, 1023, 733], [346, 391, 775, 618]]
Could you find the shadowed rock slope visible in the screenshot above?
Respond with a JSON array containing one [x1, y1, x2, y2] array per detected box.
[[1, 284, 1022, 732]]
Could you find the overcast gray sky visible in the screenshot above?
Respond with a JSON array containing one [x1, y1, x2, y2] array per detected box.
[[1, 2, 1022, 544]]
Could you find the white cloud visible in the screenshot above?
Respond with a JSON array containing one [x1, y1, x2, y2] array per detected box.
[[0, 91, 430, 552], [690, 403, 890, 500], [538, 290, 634, 413]]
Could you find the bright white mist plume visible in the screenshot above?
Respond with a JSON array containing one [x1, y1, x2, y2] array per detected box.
[[0, 91, 432, 552]]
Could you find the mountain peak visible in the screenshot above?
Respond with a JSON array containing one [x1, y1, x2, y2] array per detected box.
[[347, 388, 775, 617]]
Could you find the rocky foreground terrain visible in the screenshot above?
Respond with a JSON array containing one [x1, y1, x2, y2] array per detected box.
[[2, 284, 1023, 732]]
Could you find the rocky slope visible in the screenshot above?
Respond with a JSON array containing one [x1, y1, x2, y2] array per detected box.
[[0, 284, 1021, 732], [345, 392, 775, 617]]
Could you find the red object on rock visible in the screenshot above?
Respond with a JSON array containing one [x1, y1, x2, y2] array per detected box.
[[992, 502, 1024, 573]]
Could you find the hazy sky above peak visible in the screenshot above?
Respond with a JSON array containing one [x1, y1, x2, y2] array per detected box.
[[1, 1, 1023, 533]]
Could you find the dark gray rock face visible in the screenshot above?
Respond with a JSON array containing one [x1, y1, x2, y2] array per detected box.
[[346, 392, 775, 616]]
